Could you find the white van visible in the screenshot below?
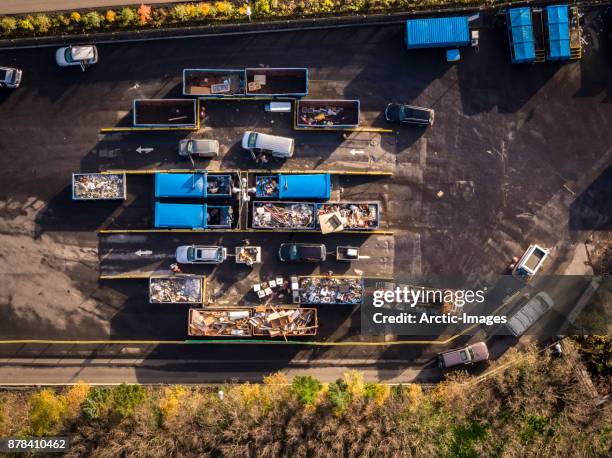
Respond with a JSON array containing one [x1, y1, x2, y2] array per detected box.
[[241, 131, 295, 158]]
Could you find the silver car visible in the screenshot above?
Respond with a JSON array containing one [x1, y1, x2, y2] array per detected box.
[[178, 139, 219, 158], [0, 66, 22, 89]]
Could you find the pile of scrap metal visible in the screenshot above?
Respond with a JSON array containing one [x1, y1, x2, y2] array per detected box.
[[252, 202, 315, 229], [299, 105, 345, 126], [318, 203, 378, 230], [255, 175, 279, 197], [235, 246, 261, 265], [299, 276, 364, 304], [150, 276, 202, 304], [188, 308, 252, 336], [251, 306, 318, 337], [72, 173, 125, 200], [207, 174, 232, 196]]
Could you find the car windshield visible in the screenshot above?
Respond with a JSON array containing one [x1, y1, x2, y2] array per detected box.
[[247, 132, 258, 148], [186, 247, 195, 261], [399, 106, 414, 120], [460, 350, 469, 362], [186, 142, 193, 153], [64, 48, 75, 63], [0, 69, 8, 81], [288, 245, 299, 261]]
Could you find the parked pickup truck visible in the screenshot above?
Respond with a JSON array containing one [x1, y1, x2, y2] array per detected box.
[[0, 66, 22, 88], [438, 342, 489, 369], [506, 292, 554, 337]]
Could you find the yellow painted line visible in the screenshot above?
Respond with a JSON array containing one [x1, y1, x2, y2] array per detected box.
[[200, 97, 294, 101], [99, 273, 152, 280], [293, 126, 393, 133], [247, 169, 393, 176], [0, 338, 453, 346], [100, 127, 198, 133], [98, 229, 393, 235], [102, 169, 238, 175]]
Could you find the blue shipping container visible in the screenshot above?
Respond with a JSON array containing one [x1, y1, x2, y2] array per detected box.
[[155, 173, 207, 198], [546, 5, 571, 60], [256, 174, 331, 200], [406, 16, 470, 49], [507, 7, 536, 63], [154, 202, 207, 229]]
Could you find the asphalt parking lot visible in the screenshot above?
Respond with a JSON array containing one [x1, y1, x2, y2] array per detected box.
[[0, 8, 610, 369]]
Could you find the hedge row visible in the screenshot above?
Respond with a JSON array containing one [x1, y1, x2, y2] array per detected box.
[[0, 1, 510, 38]]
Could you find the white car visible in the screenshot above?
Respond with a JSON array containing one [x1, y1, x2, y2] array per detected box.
[[176, 245, 227, 264], [56, 45, 98, 71], [241, 131, 295, 158]]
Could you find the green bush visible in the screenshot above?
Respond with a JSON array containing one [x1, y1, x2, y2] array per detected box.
[[254, 0, 271, 15], [119, 7, 137, 26], [32, 14, 52, 33], [291, 376, 322, 406], [0, 16, 18, 34], [170, 4, 190, 21], [113, 383, 146, 418], [327, 378, 351, 414], [81, 387, 112, 420], [82, 11, 102, 30]]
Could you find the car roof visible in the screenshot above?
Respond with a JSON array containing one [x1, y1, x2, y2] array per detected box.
[[71, 46, 95, 60], [507, 295, 553, 335]]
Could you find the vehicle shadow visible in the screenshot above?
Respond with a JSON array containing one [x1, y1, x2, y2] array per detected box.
[[569, 165, 612, 231]]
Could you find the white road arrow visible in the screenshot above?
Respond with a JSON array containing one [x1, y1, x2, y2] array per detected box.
[[135, 250, 153, 257], [136, 146, 154, 154]]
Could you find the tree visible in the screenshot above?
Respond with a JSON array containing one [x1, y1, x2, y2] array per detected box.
[[253, 0, 271, 15], [158, 386, 187, 424], [119, 8, 137, 26], [327, 378, 351, 415], [81, 387, 112, 420], [113, 383, 146, 418], [137, 4, 152, 25], [291, 375, 322, 406], [0, 16, 18, 34], [82, 12, 102, 30], [29, 389, 66, 436], [64, 382, 91, 418]]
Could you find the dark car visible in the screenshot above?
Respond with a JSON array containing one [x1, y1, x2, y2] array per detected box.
[[278, 243, 326, 262], [384, 103, 434, 127]]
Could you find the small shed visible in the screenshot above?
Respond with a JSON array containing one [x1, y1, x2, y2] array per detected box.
[[507, 7, 536, 63], [546, 5, 571, 60], [405, 16, 470, 49]]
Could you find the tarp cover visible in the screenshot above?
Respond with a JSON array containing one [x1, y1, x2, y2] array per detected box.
[[155, 173, 207, 198], [546, 5, 571, 60], [279, 174, 331, 200], [508, 7, 536, 63], [154, 202, 207, 228], [405, 16, 470, 49]]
